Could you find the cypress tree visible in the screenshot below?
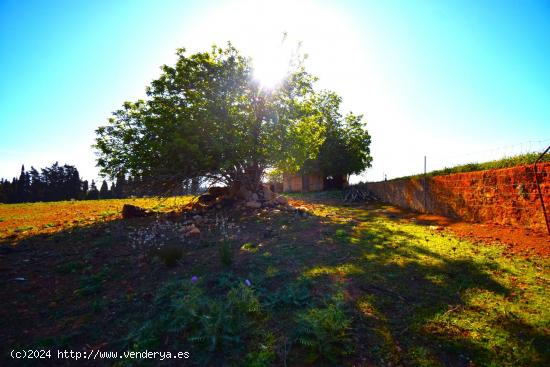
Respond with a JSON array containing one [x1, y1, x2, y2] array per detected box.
[[16, 165, 30, 202], [81, 180, 89, 200], [87, 180, 99, 200], [114, 174, 126, 198], [99, 180, 110, 199]]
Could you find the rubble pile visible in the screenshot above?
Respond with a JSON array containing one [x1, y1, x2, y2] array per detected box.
[[124, 184, 306, 245]]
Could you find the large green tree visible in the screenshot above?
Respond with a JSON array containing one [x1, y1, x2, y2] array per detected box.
[[311, 92, 372, 177], [94, 44, 370, 191]]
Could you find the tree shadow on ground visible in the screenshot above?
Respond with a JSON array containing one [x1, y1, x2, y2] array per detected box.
[[278, 196, 549, 366], [0, 197, 548, 366]]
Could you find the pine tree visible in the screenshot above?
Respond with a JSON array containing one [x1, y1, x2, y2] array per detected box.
[[28, 167, 43, 202], [0, 179, 8, 203], [16, 165, 30, 202], [99, 180, 110, 199], [114, 174, 126, 198], [81, 180, 89, 199], [87, 180, 99, 200], [64, 165, 82, 200]]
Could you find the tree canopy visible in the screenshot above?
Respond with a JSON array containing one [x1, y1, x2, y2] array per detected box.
[[94, 44, 371, 190]]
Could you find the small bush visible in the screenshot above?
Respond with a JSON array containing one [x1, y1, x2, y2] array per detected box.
[[154, 245, 183, 267], [294, 303, 353, 363], [264, 279, 312, 308], [219, 241, 233, 267], [125, 280, 266, 365], [241, 242, 259, 253]]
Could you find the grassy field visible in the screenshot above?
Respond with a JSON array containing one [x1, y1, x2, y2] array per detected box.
[[0, 193, 548, 366], [0, 196, 192, 243]]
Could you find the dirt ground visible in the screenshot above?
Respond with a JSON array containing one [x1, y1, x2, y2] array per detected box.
[[1, 195, 548, 366]]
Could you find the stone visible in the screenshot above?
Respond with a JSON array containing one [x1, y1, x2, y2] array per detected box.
[[208, 186, 231, 198], [180, 223, 196, 233], [245, 201, 262, 209], [197, 193, 216, 205], [215, 196, 236, 208], [122, 204, 151, 219], [281, 203, 294, 211], [262, 184, 274, 201], [188, 227, 201, 235], [275, 195, 288, 204], [263, 228, 275, 238], [251, 193, 259, 202], [238, 186, 253, 201]]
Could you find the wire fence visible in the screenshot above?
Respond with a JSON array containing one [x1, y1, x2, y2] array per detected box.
[[356, 141, 550, 233], [364, 138, 550, 181]]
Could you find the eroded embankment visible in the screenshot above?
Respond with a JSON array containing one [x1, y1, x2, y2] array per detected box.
[[366, 163, 550, 232]]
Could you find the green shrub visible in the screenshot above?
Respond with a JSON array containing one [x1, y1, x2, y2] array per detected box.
[[219, 240, 233, 267], [264, 279, 312, 308], [294, 303, 353, 363], [153, 245, 183, 267], [125, 280, 265, 364]]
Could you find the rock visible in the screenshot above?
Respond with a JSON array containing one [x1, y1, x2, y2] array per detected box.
[[208, 186, 232, 198], [215, 196, 236, 208], [198, 194, 216, 205], [238, 186, 253, 201], [274, 195, 288, 205], [122, 204, 151, 219], [294, 206, 309, 217], [245, 201, 262, 209], [188, 227, 201, 236], [263, 228, 275, 238], [251, 193, 259, 202], [281, 203, 294, 211], [262, 184, 274, 201]]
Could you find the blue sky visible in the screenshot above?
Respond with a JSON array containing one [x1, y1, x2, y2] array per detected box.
[[1, 0, 549, 183]]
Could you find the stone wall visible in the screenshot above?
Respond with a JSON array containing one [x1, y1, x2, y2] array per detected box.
[[366, 163, 550, 232], [283, 173, 325, 192]]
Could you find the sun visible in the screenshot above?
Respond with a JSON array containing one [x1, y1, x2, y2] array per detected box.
[[252, 44, 291, 89], [184, 0, 361, 91]]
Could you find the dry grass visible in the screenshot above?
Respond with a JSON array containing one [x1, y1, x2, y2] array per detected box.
[[0, 196, 193, 243]]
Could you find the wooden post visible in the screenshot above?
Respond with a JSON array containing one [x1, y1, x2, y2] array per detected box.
[[424, 156, 427, 213]]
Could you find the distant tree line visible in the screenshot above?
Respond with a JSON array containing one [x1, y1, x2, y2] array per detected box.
[[0, 162, 197, 203]]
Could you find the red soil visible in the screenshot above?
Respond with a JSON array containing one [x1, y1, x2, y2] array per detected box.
[[289, 198, 550, 258], [396, 209, 549, 258]]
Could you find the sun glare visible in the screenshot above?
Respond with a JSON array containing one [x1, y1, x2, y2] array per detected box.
[[253, 46, 290, 89], [185, 0, 364, 91]]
